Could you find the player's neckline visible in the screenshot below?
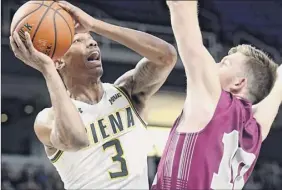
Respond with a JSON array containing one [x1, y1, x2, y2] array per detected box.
[[71, 90, 106, 107]]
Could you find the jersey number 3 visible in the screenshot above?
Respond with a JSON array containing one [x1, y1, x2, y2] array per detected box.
[[103, 139, 129, 179], [211, 130, 256, 189]]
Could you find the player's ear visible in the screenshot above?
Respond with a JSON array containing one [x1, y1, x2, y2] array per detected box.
[[54, 59, 66, 70], [230, 77, 246, 93]]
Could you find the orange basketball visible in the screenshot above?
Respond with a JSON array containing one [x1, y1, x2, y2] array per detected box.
[[10, 1, 75, 60]]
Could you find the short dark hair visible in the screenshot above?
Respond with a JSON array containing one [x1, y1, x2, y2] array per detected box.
[[228, 44, 278, 104]]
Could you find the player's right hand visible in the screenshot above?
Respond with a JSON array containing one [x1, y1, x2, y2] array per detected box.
[[57, 1, 93, 33], [9, 31, 55, 73]]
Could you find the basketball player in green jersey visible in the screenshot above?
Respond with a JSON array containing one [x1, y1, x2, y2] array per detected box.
[[9, 1, 177, 189]]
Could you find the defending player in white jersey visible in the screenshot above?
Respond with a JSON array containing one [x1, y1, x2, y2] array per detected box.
[[9, 1, 177, 189]]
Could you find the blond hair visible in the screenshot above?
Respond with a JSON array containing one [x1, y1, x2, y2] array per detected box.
[[228, 44, 278, 104]]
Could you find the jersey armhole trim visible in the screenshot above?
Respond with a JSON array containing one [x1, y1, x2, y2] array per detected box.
[[114, 85, 148, 128], [49, 150, 63, 163]]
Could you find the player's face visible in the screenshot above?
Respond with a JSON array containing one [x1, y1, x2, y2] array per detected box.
[[62, 33, 103, 78], [217, 52, 248, 92]]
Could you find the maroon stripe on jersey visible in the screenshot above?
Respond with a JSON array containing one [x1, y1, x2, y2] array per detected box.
[[177, 135, 190, 179], [172, 133, 198, 189], [170, 134, 185, 188], [164, 133, 180, 177], [184, 134, 198, 180]]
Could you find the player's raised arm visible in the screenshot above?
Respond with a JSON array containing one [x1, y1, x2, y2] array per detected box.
[[167, 1, 221, 113], [10, 32, 89, 152], [58, 1, 177, 112], [252, 65, 282, 140]]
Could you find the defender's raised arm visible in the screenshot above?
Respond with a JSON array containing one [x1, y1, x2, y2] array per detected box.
[[167, 1, 221, 129]]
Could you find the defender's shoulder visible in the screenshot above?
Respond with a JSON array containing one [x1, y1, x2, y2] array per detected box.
[[216, 90, 252, 113], [217, 90, 233, 106], [220, 90, 253, 109]]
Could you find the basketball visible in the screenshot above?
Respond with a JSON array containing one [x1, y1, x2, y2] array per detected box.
[[10, 1, 75, 60]]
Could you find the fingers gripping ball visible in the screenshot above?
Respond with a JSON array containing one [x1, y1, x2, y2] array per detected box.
[[10, 1, 75, 60]]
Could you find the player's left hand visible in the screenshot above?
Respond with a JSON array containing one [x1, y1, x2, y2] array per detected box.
[[57, 1, 93, 33], [9, 32, 55, 73]]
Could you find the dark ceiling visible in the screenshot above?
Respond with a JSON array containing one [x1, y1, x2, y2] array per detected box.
[[73, 0, 282, 48], [3, 0, 282, 47]]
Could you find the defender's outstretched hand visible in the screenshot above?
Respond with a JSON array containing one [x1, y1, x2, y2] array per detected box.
[[10, 32, 54, 73], [57, 1, 93, 33]]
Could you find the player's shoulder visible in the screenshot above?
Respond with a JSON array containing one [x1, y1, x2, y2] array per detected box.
[[103, 82, 129, 96], [217, 90, 251, 109], [217, 90, 254, 122], [35, 107, 54, 126], [217, 90, 233, 106], [102, 82, 115, 89]]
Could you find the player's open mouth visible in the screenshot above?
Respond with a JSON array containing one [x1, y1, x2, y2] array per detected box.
[[87, 51, 100, 62]]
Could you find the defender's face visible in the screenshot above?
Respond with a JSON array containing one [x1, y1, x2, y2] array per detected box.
[[62, 33, 103, 77], [217, 52, 248, 91]]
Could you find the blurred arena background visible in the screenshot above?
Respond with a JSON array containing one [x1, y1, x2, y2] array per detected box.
[[1, 0, 282, 189]]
